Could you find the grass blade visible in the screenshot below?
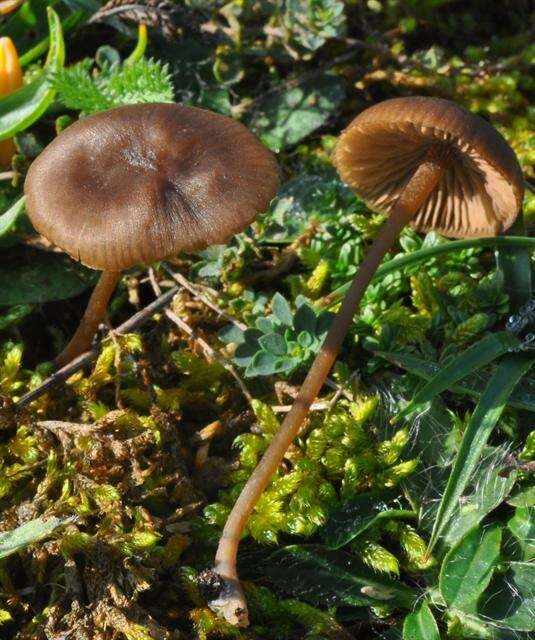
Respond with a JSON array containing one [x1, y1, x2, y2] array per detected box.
[[0, 196, 24, 237], [0, 516, 70, 559], [428, 353, 534, 553], [376, 349, 535, 412], [320, 236, 535, 308], [496, 214, 532, 312], [392, 332, 521, 423]]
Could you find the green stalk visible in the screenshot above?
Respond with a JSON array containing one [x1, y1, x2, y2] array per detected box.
[[320, 236, 535, 309]]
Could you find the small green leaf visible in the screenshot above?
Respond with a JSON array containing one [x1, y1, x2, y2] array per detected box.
[[320, 490, 414, 549], [259, 332, 287, 356], [403, 601, 439, 640], [0, 197, 25, 237], [266, 545, 416, 608], [0, 8, 65, 141], [294, 303, 317, 333], [297, 331, 313, 349], [271, 293, 293, 326], [0, 516, 70, 559], [246, 351, 278, 377], [248, 74, 345, 152], [440, 525, 502, 613]]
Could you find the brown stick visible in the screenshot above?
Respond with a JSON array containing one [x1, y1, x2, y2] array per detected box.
[[55, 270, 121, 368], [210, 158, 446, 626]]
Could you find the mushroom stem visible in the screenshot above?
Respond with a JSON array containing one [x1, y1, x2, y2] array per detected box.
[[55, 270, 121, 367], [211, 156, 446, 626]]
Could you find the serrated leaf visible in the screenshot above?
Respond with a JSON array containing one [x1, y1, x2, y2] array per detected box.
[[0, 516, 70, 558], [266, 545, 416, 608], [440, 525, 502, 613], [403, 601, 439, 640]]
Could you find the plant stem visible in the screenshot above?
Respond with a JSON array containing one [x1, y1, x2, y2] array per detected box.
[[55, 270, 121, 368], [211, 158, 446, 626]]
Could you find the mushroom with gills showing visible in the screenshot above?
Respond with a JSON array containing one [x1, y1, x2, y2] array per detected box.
[[24, 102, 279, 367], [210, 96, 525, 626]]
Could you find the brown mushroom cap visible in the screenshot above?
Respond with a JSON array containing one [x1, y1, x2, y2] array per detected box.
[[334, 96, 524, 238], [24, 103, 279, 270]]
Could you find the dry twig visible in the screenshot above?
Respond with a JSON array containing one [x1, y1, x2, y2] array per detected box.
[[15, 287, 179, 408]]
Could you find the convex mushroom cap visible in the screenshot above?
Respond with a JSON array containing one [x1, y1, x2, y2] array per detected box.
[[24, 103, 279, 270], [334, 96, 524, 238]]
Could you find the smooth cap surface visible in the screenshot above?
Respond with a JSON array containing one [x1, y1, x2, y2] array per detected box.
[[334, 96, 524, 238], [25, 103, 279, 270]]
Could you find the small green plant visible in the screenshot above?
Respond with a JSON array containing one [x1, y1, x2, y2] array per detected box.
[[52, 56, 174, 117], [219, 293, 334, 378]]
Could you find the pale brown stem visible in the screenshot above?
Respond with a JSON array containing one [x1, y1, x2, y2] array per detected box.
[[55, 270, 121, 368], [210, 157, 446, 626]]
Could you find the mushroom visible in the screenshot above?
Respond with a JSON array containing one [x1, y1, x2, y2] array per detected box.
[[211, 96, 524, 626], [24, 102, 279, 366]]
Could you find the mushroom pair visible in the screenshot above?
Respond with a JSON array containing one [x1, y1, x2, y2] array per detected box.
[[210, 97, 525, 626], [24, 103, 280, 366]]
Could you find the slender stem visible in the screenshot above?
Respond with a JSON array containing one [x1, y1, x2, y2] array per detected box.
[[211, 158, 446, 626], [55, 270, 121, 368]]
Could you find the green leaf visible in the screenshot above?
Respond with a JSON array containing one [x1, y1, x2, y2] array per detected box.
[[248, 74, 345, 152], [294, 303, 317, 333], [428, 355, 533, 552], [507, 485, 535, 508], [266, 545, 416, 608], [0, 251, 97, 305], [320, 490, 414, 549], [496, 214, 532, 312], [376, 349, 535, 413], [507, 507, 535, 560], [394, 332, 521, 423], [246, 351, 278, 377], [0, 197, 25, 237], [403, 601, 439, 640], [0, 8, 65, 141], [440, 525, 502, 613], [0, 516, 70, 559], [259, 332, 287, 356], [441, 448, 516, 548], [271, 293, 293, 326], [479, 562, 535, 632]]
